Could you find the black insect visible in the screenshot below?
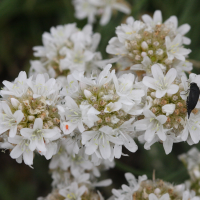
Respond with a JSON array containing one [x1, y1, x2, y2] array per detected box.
[[186, 82, 200, 118]]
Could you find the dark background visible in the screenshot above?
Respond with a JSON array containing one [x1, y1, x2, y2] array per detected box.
[[0, 0, 200, 199]]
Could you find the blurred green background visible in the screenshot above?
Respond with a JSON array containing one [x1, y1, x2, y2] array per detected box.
[[1, 0, 200, 199]]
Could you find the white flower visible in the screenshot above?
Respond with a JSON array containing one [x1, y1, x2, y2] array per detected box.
[[80, 64, 114, 87], [113, 119, 138, 158], [162, 104, 176, 116], [73, 0, 97, 24], [115, 19, 145, 43], [131, 56, 152, 75], [1, 71, 30, 97], [182, 191, 200, 200], [165, 34, 191, 61], [8, 135, 33, 166], [61, 96, 100, 134], [20, 118, 61, 152], [59, 74, 79, 98], [149, 193, 170, 200], [144, 132, 182, 154], [165, 15, 191, 45], [33, 23, 78, 59], [142, 10, 162, 28], [29, 60, 50, 78], [101, 0, 130, 25], [134, 109, 167, 142], [60, 44, 95, 72], [143, 64, 179, 98], [59, 182, 87, 200], [0, 102, 24, 137], [112, 173, 147, 200], [181, 113, 200, 144], [104, 102, 122, 113], [172, 60, 193, 77], [82, 126, 122, 159], [28, 74, 56, 99], [113, 73, 145, 108]]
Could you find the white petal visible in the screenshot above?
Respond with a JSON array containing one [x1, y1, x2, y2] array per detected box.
[[178, 24, 190, 35], [33, 118, 43, 130], [149, 193, 158, 200], [99, 141, 111, 159], [165, 68, 177, 85], [62, 122, 77, 135], [152, 64, 164, 80], [13, 110, 24, 124], [114, 144, 122, 158], [160, 193, 170, 200], [163, 137, 174, 154], [142, 77, 157, 90], [156, 115, 167, 124], [155, 89, 167, 98], [9, 126, 17, 137], [153, 10, 162, 24], [167, 84, 179, 94], [23, 150, 33, 166], [85, 140, 98, 155], [10, 145, 23, 159], [100, 7, 112, 25], [142, 14, 153, 24]]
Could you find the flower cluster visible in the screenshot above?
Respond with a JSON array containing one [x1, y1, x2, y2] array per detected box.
[[179, 147, 200, 196], [29, 23, 102, 79], [0, 72, 62, 166], [72, 0, 131, 25], [58, 64, 145, 160], [38, 137, 113, 200], [133, 64, 200, 154], [110, 172, 200, 200], [107, 10, 192, 76]]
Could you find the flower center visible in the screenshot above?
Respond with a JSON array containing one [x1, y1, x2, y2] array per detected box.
[[155, 77, 168, 90], [67, 193, 76, 200], [31, 129, 44, 140]]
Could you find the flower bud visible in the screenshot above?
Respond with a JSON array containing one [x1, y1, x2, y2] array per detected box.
[[162, 104, 175, 116], [28, 116, 35, 121], [148, 50, 153, 55], [141, 52, 147, 57], [11, 98, 20, 109], [141, 41, 148, 50], [84, 89, 92, 98]]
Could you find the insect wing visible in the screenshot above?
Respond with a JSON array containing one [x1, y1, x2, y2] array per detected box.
[[187, 83, 200, 111]]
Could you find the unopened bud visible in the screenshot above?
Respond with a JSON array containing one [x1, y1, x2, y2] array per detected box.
[[141, 41, 148, 50], [153, 41, 159, 46], [135, 55, 141, 60], [162, 104, 175, 116], [84, 89, 92, 98], [28, 116, 35, 121], [156, 49, 163, 55], [148, 50, 153, 55], [11, 98, 20, 109], [141, 52, 147, 57]]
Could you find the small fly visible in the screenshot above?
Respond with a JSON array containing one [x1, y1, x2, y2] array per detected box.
[[186, 82, 200, 118]]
